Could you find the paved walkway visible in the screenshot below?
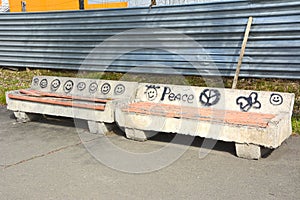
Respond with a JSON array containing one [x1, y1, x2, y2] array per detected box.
[[0, 107, 299, 199]]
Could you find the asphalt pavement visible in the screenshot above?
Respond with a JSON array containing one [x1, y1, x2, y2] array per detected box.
[[0, 107, 299, 199]]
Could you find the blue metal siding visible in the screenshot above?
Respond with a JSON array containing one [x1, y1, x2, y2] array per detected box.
[[0, 0, 299, 79]]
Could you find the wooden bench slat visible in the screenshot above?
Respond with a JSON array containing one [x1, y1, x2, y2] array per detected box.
[[8, 93, 106, 111], [19, 89, 112, 103], [122, 102, 276, 128]]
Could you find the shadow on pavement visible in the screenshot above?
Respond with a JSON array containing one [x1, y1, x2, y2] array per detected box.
[[8, 110, 274, 158]]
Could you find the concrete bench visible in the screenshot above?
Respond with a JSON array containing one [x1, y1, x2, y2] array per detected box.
[[6, 76, 138, 134], [116, 83, 295, 159]]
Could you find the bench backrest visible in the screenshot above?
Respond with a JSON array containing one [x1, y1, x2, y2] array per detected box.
[[135, 83, 295, 115], [30, 76, 138, 99]]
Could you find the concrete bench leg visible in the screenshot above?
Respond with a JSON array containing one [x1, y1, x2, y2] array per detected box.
[[125, 128, 156, 142], [88, 121, 113, 134], [13, 111, 40, 123], [235, 143, 261, 160]]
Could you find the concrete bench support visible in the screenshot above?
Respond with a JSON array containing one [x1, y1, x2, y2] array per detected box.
[[88, 121, 113, 134], [14, 111, 40, 123], [125, 128, 156, 142], [235, 143, 261, 160]]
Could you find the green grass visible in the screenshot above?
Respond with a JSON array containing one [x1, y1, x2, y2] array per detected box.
[[1, 67, 299, 134], [292, 117, 300, 135]]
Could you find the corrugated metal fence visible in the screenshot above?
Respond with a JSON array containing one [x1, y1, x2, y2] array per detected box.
[[127, 0, 216, 7], [0, 0, 300, 79]]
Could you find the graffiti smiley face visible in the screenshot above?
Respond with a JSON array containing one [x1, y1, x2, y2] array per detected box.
[[51, 79, 61, 91], [40, 79, 48, 88], [146, 88, 157, 101], [63, 80, 74, 93], [270, 93, 283, 106], [33, 78, 39, 86], [77, 82, 86, 91], [101, 83, 111, 95], [145, 85, 160, 101], [89, 82, 98, 94], [114, 84, 125, 95]]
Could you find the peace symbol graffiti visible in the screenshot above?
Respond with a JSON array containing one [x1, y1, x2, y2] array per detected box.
[[199, 89, 221, 106]]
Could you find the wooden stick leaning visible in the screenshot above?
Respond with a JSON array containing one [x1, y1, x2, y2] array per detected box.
[[232, 16, 253, 89]]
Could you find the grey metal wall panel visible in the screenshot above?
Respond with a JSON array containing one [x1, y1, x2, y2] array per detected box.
[[0, 0, 299, 79]]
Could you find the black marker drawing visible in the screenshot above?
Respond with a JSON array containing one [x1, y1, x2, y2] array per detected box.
[[160, 86, 194, 103], [89, 82, 98, 94], [63, 80, 74, 93], [114, 84, 125, 95], [270, 93, 283, 106], [40, 79, 48, 88], [33, 78, 39, 86], [236, 92, 261, 112], [145, 85, 160, 101], [51, 79, 61, 91], [101, 83, 111, 94], [199, 89, 221, 106], [77, 82, 86, 91]]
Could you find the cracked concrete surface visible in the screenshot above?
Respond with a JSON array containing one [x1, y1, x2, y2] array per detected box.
[[3, 141, 83, 169], [0, 106, 299, 199]]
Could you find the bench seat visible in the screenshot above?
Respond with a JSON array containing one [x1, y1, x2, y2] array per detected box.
[[122, 102, 276, 128], [8, 89, 108, 111]]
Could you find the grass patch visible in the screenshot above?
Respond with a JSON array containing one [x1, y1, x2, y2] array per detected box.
[[1, 67, 299, 134], [292, 117, 300, 135]]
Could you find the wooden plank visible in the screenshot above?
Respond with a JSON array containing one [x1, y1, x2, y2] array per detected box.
[[232, 16, 253, 89], [122, 102, 275, 128], [8, 93, 106, 110], [19, 89, 112, 103]]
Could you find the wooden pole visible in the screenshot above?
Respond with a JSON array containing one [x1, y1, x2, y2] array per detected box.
[[232, 16, 253, 89]]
